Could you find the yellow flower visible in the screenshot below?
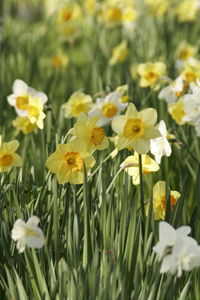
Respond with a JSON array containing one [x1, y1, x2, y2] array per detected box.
[[112, 103, 160, 154], [12, 116, 37, 134], [120, 152, 159, 185], [51, 51, 69, 69], [27, 97, 46, 129], [175, 41, 197, 61], [168, 98, 186, 125], [101, 5, 123, 24], [57, 3, 82, 24], [46, 139, 95, 184], [181, 58, 200, 82], [137, 62, 166, 88], [72, 113, 109, 152], [63, 91, 93, 118], [148, 181, 180, 220], [175, 0, 199, 23], [109, 40, 128, 66], [145, 0, 173, 17], [0, 140, 22, 173]]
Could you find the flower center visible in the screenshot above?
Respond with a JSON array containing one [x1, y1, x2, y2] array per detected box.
[[161, 195, 177, 211], [64, 152, 83, 172], [16, 95, 29, 110], [0, 154, 13, 167], [90, 127, 105, 145], [102, 103, 118, 118], [61, 9, 73, 21], [144, 71, 157, 82], [124, 118, 145, 139], [185, 72, 196, 82], [52, 56, 62, 68], [28, 106, 40, 118], [25, 228, 41, 238]]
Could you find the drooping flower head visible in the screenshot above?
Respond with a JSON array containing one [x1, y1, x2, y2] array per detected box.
[[11, 216, 45, 253], [12, 116, 37, 134], [46, 139, 96, 184], [112, 103, 160, 154], [0, 140, 22, 173], [120, 152, 159, 185], [150, 181, 180, 220]]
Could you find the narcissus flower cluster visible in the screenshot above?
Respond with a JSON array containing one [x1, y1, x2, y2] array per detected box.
[[8, 79, 48, 133]]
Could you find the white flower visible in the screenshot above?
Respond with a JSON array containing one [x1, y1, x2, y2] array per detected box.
[[158, 76, 184, 103], [88, 91, 127, 126], [183, 84, 200, 123], [150, 120, 172, 164], [153, 221, 200, 277], [11, 216, 45, 253], [7, 79, 48, 117], [160, 235, 200, 277], [153, 221, 191, 260]]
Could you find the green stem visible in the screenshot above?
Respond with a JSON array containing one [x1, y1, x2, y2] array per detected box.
[[138, 154, 145, 231]]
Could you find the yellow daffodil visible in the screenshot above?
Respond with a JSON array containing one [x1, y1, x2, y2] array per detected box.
[[168, 98, 186, 125], [0, 140, 22, 173], [12, 116, 37, 134], [46, 139, 95, 184], [100, 4, 123, 24], [181, 58, 200, 82], [109, 40, 128, 66], [175, 0, 199, 23], [148, 181, 180, 220], [57, 3, 83, 24], [175, 41, 197, 62], [63, 91, 93, 118], [51, 51, 69, 69], [72, 113, 109, 152], [112, 103, 160, 154], [120, 152, 159, 185], [27, 97, 46, 129], [137, 62, 166, 88]]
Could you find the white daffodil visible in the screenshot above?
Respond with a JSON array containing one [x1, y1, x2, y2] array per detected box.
[[150, 120, 172, 164], [158, 76, 185, 103], [7, 79, 48, 117], [183, 84, 200, 123], [88, 91, 127, 126], [153, 221, 191, 260], [11, 216, 45, 253], [160, 235, 200, 277]]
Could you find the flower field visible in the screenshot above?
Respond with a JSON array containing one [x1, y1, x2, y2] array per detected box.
[[1, 0, 200, 299]]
